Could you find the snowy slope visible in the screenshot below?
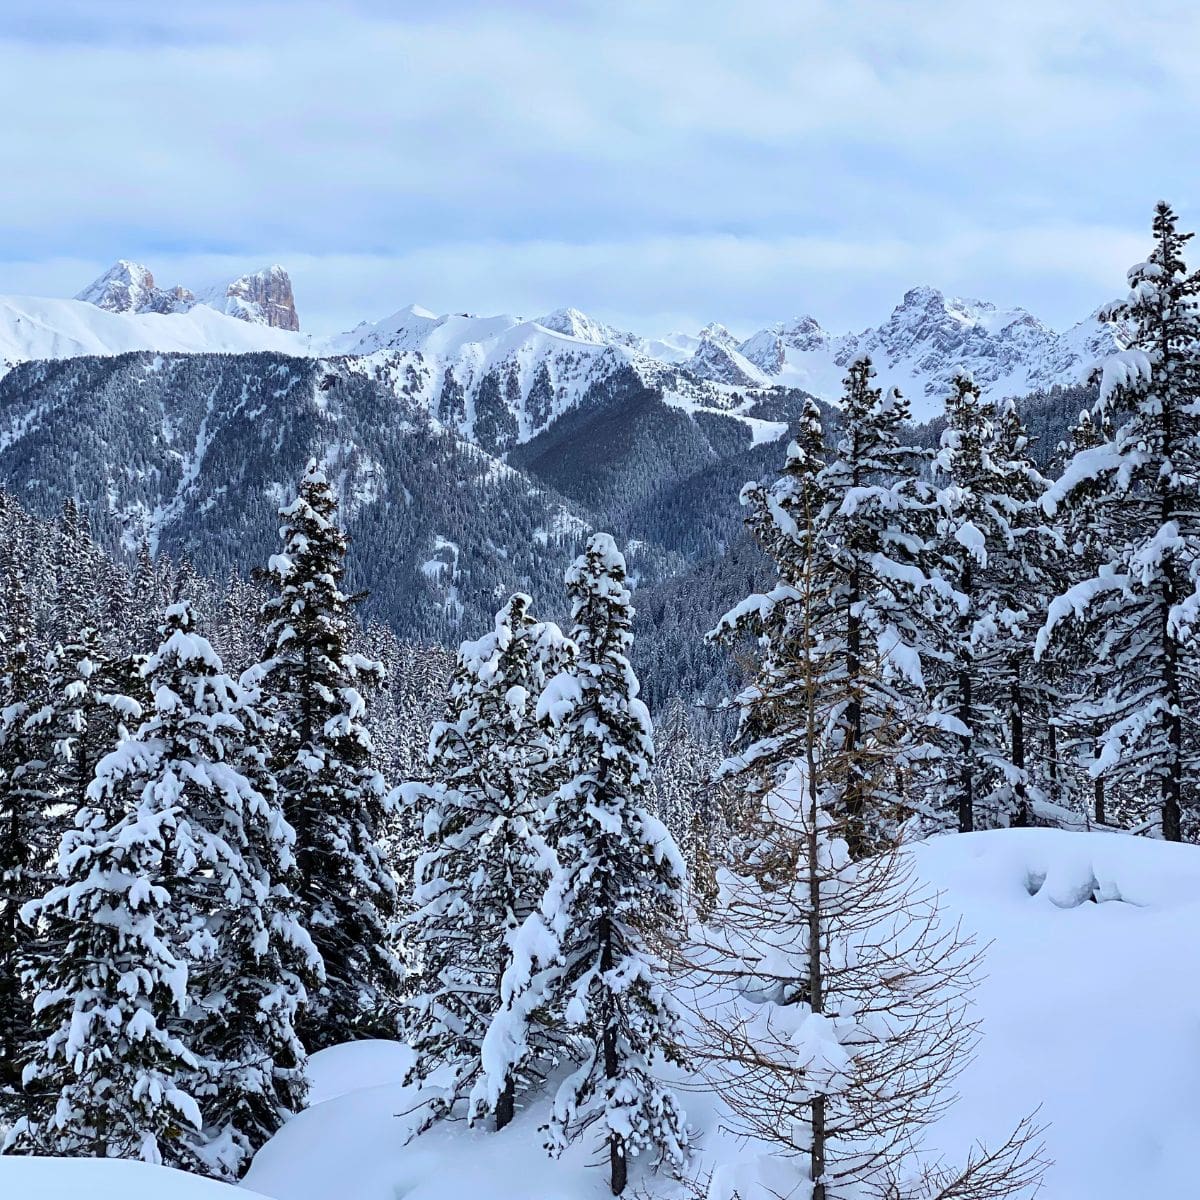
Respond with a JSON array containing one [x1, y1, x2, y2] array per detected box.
[[0, 290, 782, 451], [331, 305, 776, 448], [239, 828, 1200, 1200], [0, 295, 314, 370]]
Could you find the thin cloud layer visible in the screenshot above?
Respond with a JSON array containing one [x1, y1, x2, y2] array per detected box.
[[0, 1, 1194, 334]]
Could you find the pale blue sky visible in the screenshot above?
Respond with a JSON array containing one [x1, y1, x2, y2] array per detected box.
[[0, 0, 1195, 336]]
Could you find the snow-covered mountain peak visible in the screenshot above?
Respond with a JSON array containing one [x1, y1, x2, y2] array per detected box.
[[7, 266, 1132, 432], [536, 307, 632, 346], [76, 261, 300, 330], [737, 314, 828, 377], [734, 287, 1123, 419], [76, 260, 193, 316], [687, 331, 770, 388], [697, 321, 738, 351]]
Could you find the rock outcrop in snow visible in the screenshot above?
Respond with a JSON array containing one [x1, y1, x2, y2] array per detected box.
[[204, 265, 300, 331], [686, 332, 769, 388]]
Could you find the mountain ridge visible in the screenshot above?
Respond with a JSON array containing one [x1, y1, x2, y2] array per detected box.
[[52, 265, 1126, 421]]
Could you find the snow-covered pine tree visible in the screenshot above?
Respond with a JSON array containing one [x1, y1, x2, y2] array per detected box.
[[253, 460, 403, 1047], [1039, 202, 1200, 841], [6, 678, 202, 1165], [13, 602, 314, 1176], [806, 359, 940, 852], [48, 498, 108, 649], [0, 564, 51, 1102], [646, 695, 730, 912], [12, 616, 143, 1115], [403, 593, 573, 1132], [694, 489, 1045, 1200], [712, 370, 943, 853], [926, 372, 1055, 832], [984, 397, 1058, 828], [538, 534, 688, 1196], [1041, 408, 1114, 824], [132, 602, 317, 1178]]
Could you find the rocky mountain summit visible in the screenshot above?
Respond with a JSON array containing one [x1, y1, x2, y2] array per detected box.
[[732, 286, 1122, 416], [75, 260, 194, 316], [77, 260, 300, 330]]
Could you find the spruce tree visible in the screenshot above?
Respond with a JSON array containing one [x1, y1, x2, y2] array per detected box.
[[404, 593, 573, 1132], [12, 619, 142, 1118], [254, 460, 403, 1047], [983, 397, 1058, 828], [646, 696, 729, 911], [926, 372, 1054, 832], [538, 534, 688, 1196], [806, 359, 938, 851], [1041, 408, 1115, 825], [0, 565, 51, 1102], [137, 603, 317, 1178], [14, 603, 317, 1176], [6, 692, 202, 1165], [1039, 201, 1200, 841]]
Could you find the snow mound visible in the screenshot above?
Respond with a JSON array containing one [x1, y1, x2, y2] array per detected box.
[[0, 1157, 270, 1200], [306, 1039, 414, 1108], [241, 828, 1200, 1200], [911, 829, 1200, 1200]]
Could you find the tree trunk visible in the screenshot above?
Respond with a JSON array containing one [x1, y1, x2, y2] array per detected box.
[[958, 666, 974, 833], [958, 564, 975, 834], [1046, 719, 1059, 803], [600, 912, 625, 1195], [1011, 664, 1028, 827], [1093, 735, 1106, 826], [806, 694, 826, 1200], [1159, 268, 1184, 844], [609, 1125, 626, 1197], [495, 1073, 515, 1132], [1162, 561, 1183, 842], [844, 565, 864, 856]]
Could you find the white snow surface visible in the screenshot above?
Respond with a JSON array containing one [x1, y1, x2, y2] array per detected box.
[[304, 1039, 415, 1109], [235, 829, 1196, 1200], [0, 1157, 274, 1200], [6, 829, 1198, 1200]]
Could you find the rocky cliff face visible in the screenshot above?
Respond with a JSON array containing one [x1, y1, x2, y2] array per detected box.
[[77, 261, 300, 330], [212, 265, 300, 331]]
